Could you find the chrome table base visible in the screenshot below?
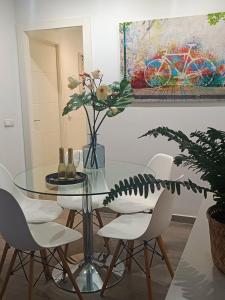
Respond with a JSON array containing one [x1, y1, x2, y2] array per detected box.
[[53, 174, 125, 293], [52, 252, 125, 293]]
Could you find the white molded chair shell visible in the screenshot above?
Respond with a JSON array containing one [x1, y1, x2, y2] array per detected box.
[[20, 199, 63, 223], [57, 168, 109, 211], [58, 194, 106, 210], [98, 180, 179, 241], [147, 153, 173, 180], [0, 163, 17, 196], [0, 189, 82, 251], [107, 153, 173, 214], [0, 189, 42, 251], [140, 187, 176, 241], [98, 213, 151, 240], [28, 222, 82, 249], [0, 163, 63, 223]]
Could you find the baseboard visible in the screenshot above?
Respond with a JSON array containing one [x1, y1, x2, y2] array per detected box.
[[172, 214, 196, 224], [100, 209, 196, 224]]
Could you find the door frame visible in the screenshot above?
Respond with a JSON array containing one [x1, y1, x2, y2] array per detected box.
[[16, 17, 92, 169]]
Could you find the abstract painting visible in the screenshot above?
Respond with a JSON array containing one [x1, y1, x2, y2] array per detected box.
[[120, 12, 225, 102]]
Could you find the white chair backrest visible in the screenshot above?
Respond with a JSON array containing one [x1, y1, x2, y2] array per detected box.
[[0, 189, 40, 251], [0, 163, 25, 204], [141, 176, 182, 241], [145, 153, 173, 202], [0, 163, 14, 194], [147, 153, 173, 180]]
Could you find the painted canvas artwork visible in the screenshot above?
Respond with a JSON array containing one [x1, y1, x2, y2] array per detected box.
[[120, 12, 225, 102]]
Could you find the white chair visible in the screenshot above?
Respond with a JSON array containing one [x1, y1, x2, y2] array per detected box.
[[0, 163, 63, 276], [57, 163, 109, 251], [107, 153, 173, 214], [0, 188, 83, 300], [0, 163, 63, 223], [98, 182, 179, 300]]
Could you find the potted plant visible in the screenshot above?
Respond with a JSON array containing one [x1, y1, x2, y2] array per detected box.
[[63, 71, 133, 169], [103, 126, 225, 274]]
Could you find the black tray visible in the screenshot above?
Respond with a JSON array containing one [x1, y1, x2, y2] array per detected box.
[[45, 172, 87, 185]]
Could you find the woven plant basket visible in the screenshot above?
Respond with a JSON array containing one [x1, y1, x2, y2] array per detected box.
[[207, 205, 225, 274]]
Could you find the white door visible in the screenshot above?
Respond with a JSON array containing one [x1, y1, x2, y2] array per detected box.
[[29, 39, 61, 167]]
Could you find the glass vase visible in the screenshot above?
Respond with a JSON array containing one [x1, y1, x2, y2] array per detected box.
[[82, 134, 105, 169]]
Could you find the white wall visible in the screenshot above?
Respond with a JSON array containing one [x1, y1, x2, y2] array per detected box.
[[0, 0, 25, 175], [14, 0, 225, 216]]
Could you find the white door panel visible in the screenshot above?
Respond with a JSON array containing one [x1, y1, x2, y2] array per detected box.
[[29, 39, 61, 167], [30, 39, 58, 73], [31, 71, 58, 103]]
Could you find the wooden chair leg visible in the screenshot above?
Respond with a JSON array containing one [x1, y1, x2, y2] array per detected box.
[[28, 252, 34, 300], [156, 235, 174, 278], [66, 210, 73, 227], [126, 240, 134, 272], [100, 240, 122, 297], [144, 244, 153, 300], [40, 249, 52, 280], [56, 246, 83, 300], [95, 209, 104, 228], [0, 249, 17, 299], [95, 209, 110, 253], [69, 210, 76, 228], [0, 242, 10, 275]]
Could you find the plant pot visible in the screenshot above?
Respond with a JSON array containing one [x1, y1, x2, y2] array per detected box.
[[207, 205, 225, 274]]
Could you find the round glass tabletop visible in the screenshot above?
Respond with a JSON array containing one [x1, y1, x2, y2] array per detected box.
[[14, 160, 154, 197]]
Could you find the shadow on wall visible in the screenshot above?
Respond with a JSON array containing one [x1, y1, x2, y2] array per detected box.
[[172, 259, 223, 300]]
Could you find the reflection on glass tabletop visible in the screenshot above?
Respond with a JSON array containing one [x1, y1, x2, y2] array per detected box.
[[14, 160, 154, 197]]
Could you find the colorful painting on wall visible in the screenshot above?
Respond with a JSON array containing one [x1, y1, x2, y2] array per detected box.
[[120, 12, 225, 102]]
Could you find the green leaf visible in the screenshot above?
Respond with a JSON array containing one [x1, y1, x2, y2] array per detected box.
[[103, 173, 210, 206], [120, 79, 129, 92], [62, 92, 91, 116], [208, 12, 225, 26], [106, 108, 124, 117]]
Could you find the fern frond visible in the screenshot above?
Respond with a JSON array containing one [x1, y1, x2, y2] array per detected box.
[[103, 174, 211, 206], [139, 126, 225, 199]]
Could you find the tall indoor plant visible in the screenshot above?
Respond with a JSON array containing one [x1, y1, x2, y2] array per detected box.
[[103, 126, 225, 273], [63, 70, 133, 168]]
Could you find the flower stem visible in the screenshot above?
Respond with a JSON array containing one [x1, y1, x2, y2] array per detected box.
[[83, 105, 93, 137], [95, 112, 107, 134]]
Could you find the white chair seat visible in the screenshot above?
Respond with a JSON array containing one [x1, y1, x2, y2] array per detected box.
[[0, 163, 63, 223], [29, 222, 82, 249], [57, 194, 105, 211], [107, 154, 173, 214], [97, 213, 151, 241], [108, 193, 160, 214], [20, 198, 63, 223]]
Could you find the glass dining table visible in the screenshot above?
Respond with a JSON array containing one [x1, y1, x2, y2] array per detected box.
[[14, 160, 153, 293]]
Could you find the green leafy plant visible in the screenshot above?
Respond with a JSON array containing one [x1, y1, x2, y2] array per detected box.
[[104, 126, 225, 207], [63, 71, 133, 167], [208, 12, 225, 25]]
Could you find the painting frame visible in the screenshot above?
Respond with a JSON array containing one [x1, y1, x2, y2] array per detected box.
[[120, 12, 225, 104]]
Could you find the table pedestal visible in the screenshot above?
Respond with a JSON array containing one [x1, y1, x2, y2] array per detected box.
[[52, 174, 125, 293], [52, 252, 125, 293]]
